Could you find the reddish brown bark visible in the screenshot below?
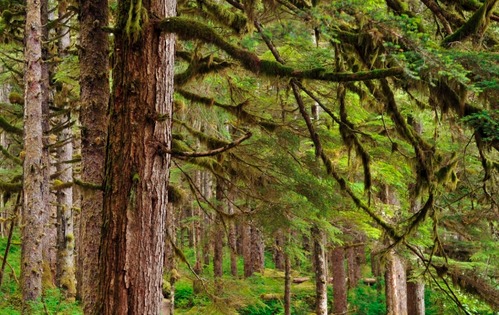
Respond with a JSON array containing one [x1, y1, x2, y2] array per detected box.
[[97, 0, 176, 313], [331, 247, 347, 315]]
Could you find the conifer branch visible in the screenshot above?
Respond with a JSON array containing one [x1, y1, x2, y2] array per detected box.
[[0, 180, 22, 192], [0, 144, 22, 165], [155, 132, 252, 158], [0, 116, 23, 136], [156, 17, 404, 82]]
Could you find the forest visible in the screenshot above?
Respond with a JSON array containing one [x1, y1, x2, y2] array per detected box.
[[0, 0, 498, 314]]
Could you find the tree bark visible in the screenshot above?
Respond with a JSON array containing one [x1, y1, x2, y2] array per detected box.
[[407, 279, 425, 315], [55, 0, 76, 300], [22, 0, 50, 303], [213, 180, 224, 278], [284, 251, 291, 315], [331, 247, 347, 315], [97, 0, 176, 313], [273, 230, 285, 271], [251, 224, 265, 274], [385, 250, 408, 315], [242, 220, 253, 278], [312, 225, 328, 315], [227, 186, 238, 277], [78, 0, 109, 312]]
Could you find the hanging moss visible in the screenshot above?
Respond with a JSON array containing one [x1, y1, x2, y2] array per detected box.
[[198, 0, 248, 34], [123, 0, 149, 43], [442, 0, 498, 45], [157, 17, 404, 82]]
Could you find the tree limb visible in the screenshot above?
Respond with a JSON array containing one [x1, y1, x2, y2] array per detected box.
[[155, 132, 252, 158], [156, 17, 404, 82]]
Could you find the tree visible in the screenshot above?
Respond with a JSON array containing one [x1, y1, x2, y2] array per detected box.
[[21, 0, 50, 304], [96, 0, 176, 312], [77, 0, 109, 312], [54, 0, 76, 300]]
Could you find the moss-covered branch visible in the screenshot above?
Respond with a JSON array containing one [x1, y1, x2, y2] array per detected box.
[[73, 178, 103, 190], [442, 0, 498, 45], [156, 17, 404, 82], [176, 89, 278, 130], [0, 116, 22, 136], [197, 0, 247, 33], [0, 180, 22, 193], [0, 144, 22, 165], [157, 132, 252, 158]]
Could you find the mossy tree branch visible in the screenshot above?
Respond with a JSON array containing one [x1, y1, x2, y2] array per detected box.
[[0, 144, 22, 165], [156, 17, 404, 82], [0, 180, 22, 193], [0, 116, 23, 136], [442, 0, 498, 45]]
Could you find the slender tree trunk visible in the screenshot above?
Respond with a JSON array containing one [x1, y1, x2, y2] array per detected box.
[[227, 187, 238, 277], [78, 0, 109, 312], [164, 200, 176, 315], [22, 0, 50, 303], [97, 0, 176, 312], [213, 180, 224, 278], [274, 230, 285, 271], [284, 251, 291, 315], [312, 225, 328, 315], [385, 250, 408, 315], [242, 220, 253, 278], [331, 247, 347, 315], [55, 0, 76, 300], [346, 244, 363, 289]]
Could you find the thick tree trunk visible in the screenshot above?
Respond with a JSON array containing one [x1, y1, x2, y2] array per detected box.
[[385, 250, 407, 315], [22, 0, 50, 303], [312, 226, 328, 315], [78, 0, 109, 312], [55, 0, 76, 300], [97, 0, 176, 313], [331, 247, 347, 315], [407, 279, 425, 315]]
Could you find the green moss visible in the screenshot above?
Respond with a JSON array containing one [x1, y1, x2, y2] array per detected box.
[[124, 0, 149, 43]]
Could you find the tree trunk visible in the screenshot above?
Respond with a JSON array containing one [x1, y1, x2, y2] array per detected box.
[[55, 0, 76, 300], [242, 220, 253, 278], [22, 0, 50, 303], [77, 0, 109, 312], [407, 272, 425, 315], [331, 247, 347, 315], [97, 0, 176, 313], [213, 180, 224, 278], [385, 250, 408, 315], [251, 224, 265, 274], [284, 251, 291, 315], [164, 200, 176, 315], [227, 186, 238, 277], [346, 244, 363, 289], [273, 230, 285, 271], [312, 226, 328, 315]]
